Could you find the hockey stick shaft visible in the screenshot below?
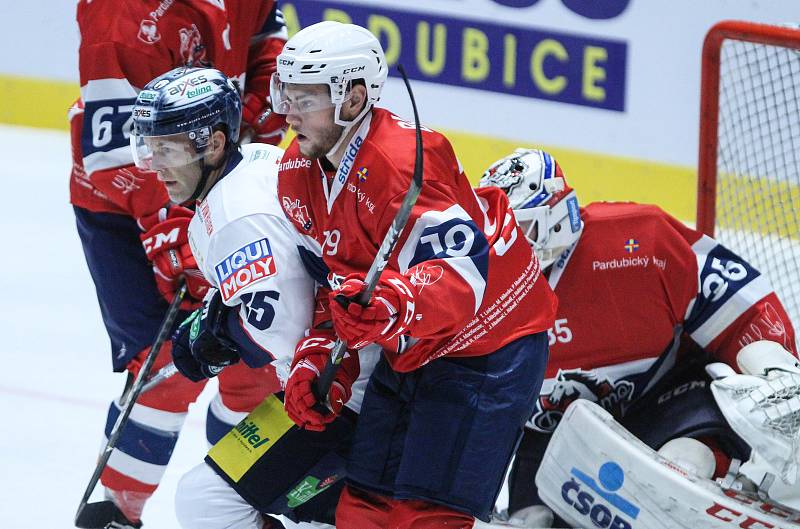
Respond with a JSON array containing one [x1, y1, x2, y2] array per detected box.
[[75, 282, 187, 524], [314, 64, 424, 403], [140, 361, 179, 394]]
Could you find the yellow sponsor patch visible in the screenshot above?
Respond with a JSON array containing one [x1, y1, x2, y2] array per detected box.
[[207, 395, 296, 482]]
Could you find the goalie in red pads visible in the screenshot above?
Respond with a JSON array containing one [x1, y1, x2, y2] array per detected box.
[[479, 148, 799, 526]]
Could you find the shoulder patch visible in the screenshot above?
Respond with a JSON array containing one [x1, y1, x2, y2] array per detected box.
[[215, 238, 277, 302]]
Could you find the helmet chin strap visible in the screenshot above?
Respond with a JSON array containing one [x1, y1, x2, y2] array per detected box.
[[326, 103, 371, 159], [188, 143, 236, 203]]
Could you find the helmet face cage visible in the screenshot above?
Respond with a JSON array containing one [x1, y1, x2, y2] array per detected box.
[[131, 66, 242, 170], [480, 148, 583, 267], [272, 21, 388, 126]]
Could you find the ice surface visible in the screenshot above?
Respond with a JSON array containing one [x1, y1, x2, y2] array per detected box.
[[0, 125, 214, 528]]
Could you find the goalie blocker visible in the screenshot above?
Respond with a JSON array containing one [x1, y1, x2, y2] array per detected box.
[[536, 399, 800, 529]]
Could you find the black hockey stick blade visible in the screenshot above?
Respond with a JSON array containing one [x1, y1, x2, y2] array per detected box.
[[313, 63, 424, 406], [74, 282, 187, 526]]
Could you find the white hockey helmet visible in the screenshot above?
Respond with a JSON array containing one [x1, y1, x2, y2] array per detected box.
[[479, 148, 583, 268], [270, 21, 388, 127]]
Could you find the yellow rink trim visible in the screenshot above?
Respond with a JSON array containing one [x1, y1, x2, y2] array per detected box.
[[1, 73, 698, 220], [0, 74, 79, 131], [717, 172, 800, 240], [442, 128, 698, 222]]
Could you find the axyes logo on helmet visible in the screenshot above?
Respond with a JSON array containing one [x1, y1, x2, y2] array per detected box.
[[129, 66, 242, 202]]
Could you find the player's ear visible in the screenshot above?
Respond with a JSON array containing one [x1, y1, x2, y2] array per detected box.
[[343, 82, 367, 120], [208, 129, 227, 163]]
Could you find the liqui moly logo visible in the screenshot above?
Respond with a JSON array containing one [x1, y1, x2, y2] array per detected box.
[[215, 238, 277, 302]]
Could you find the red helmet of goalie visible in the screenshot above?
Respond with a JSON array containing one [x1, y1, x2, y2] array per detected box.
[[479, 148, 583, 268]]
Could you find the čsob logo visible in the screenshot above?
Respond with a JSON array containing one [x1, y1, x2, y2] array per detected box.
[[490, 0, 630, 20]]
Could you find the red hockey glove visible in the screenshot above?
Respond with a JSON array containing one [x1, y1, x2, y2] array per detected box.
[[138, 206, 209, 310], [284, 329, 359, 431], [329, 271, 418, 349], [241, 92, 287, 145]]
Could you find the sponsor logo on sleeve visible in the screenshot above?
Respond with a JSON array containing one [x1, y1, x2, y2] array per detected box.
[[215, 238, 277, 302], [198, 198, 213, 235], [137, 0, 175, 44], [282, 196, 313, 231], [138, 19, 161, 44], [561, 461, 639, 529], [179, 24, 208, 67]]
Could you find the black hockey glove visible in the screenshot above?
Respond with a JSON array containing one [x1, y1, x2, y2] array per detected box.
[[171, 288, 240, 382]]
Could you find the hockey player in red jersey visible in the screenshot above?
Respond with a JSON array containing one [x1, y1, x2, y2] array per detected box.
[[479, 149, 799, 526], [272, 21, 558, 528], [70, 2, 288, 527]]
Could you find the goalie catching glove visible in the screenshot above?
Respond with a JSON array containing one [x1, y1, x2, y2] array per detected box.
[[710, 340, 800, 485], [171, 289, 240, 382], [284, 329, 360, 431], [138, 205, 209, 310], [330, 270, 418, 350]]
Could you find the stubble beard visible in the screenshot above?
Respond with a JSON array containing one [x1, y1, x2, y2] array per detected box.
[[302, 124, 345, 160]]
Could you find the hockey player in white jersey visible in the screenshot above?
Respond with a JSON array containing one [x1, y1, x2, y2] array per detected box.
[[130, 66, 385, 529], [128, 66, 313, 389]]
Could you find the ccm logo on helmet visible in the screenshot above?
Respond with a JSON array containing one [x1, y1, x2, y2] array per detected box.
[[279, 59, 294, 66], [343, 65, 366, 75]]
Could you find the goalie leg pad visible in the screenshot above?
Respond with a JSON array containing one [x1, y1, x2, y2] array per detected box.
[[536, 400, 800, 529]]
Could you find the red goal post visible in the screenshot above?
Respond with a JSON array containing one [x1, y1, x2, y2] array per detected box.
[[696, 20, 800, 341]]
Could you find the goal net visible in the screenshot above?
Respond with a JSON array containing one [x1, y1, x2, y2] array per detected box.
[[697, 21, 800, 348]]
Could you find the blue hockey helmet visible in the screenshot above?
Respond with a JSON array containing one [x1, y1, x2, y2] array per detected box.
[[131, 66, 242, 172]]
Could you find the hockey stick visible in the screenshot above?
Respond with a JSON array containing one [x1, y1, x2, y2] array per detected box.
[[140, 361, 178, 394], [74, 282, 187, 528], [313, 64, 424, 407]]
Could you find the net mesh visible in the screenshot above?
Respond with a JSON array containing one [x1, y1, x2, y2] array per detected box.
[[712, 34, 800, 345], [751, 373, 800, 440]]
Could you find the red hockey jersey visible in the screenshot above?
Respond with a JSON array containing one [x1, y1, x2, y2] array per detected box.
[[529, 201, 797, 432], [278, 108, 558, 372], [69, 0, 286, 218]]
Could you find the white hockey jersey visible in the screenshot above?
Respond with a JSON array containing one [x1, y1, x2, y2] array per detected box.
[[188, 143, 378, 410], [188, 143, 314, 385]]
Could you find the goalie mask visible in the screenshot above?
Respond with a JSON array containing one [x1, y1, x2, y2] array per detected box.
[[479, 149, 583, 268]]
